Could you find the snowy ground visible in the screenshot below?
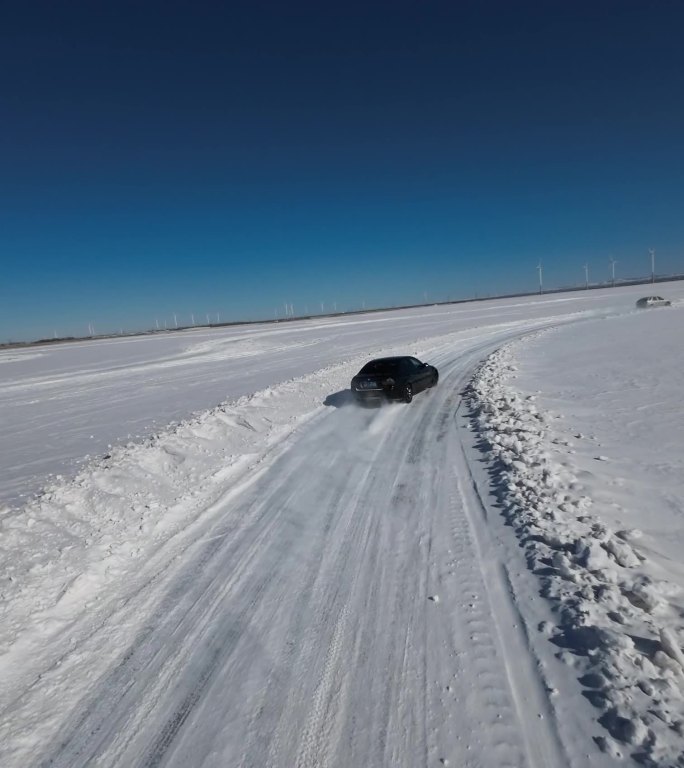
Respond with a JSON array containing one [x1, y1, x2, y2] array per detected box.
[[0, 289, 638, 508], [467, 303, 684, 766], [1, 283, 684, 767]]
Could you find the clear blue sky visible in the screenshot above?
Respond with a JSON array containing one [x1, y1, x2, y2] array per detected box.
[[2, 1, 684, 341]]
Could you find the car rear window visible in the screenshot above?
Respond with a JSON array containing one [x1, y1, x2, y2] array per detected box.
[[360, 360, 401, 375]]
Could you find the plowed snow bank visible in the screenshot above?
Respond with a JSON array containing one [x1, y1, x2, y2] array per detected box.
[[468, 310, 684, 767]]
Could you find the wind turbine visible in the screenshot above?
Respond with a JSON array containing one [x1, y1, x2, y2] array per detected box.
[[583, 263, 589, 289], [609, 257, 617, 287], [537, 261, 543, 295], [649, 248, 655, 284]]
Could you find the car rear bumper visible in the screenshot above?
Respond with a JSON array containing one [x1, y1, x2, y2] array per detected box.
[[353, 388, 384, 401], [353, 387, 400, 403]]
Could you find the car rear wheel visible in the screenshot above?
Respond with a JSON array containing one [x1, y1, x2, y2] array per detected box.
[[403, 383, 413, 403], [431, 372, 439, 387]]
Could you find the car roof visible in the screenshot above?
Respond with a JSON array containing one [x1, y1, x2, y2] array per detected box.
[[365, 356, 413, 363]]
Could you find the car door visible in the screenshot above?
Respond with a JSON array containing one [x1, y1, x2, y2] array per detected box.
[[408, 357, 429, 392]]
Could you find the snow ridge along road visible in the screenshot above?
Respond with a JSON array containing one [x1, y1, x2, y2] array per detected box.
[[467, 313, 684, 767], [2, 321, 584, 768]]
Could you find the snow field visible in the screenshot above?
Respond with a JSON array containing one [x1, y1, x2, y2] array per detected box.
[[2, 283, 684, 766], [467, 310, 684, 766], [0, 363, 344, 658], [0, 320, 562, 766], [0, 314, 579, 667], [0, 284, 664, 509], [1, 326, 567, 767]]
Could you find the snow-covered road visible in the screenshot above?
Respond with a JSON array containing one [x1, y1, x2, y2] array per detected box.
[[44, 343, 511, 765], [3, 323, 575, 768], [2, 283, 684, 767]]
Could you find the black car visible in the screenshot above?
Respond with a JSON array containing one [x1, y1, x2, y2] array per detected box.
[[351, 356, 439, 404]]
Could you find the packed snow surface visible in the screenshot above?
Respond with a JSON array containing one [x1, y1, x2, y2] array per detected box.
[[1, 283, 684, 767]]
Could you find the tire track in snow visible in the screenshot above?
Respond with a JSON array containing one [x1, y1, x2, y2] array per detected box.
[[243, 411, 402, 768], [39, 451, 316, 767], [119, 444, 366, 768], [253, 329, 565, 768], [295, 601, 351, 768]]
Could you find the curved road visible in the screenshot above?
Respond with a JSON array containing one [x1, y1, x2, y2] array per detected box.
[[5, 327, 575, 768]]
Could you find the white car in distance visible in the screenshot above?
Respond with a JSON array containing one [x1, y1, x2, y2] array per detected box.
[[636, 295, 671, 308]]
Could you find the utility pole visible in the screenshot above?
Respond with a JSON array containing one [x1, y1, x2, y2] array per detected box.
[[609, 257, 617, 287], [649, 248, 655, 284], [537, 261, 543, 295], [583, 263, 589, 289]]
